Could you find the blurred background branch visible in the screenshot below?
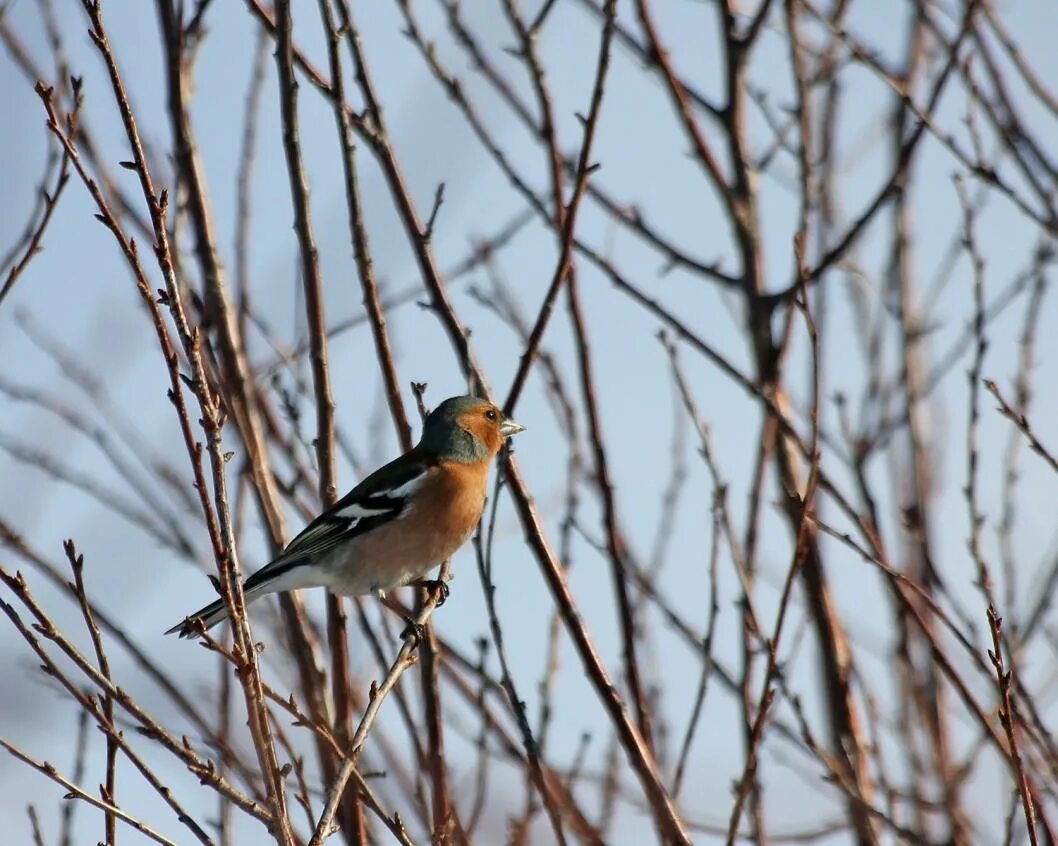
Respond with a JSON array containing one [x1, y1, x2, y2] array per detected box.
[[1, 0, 1057, 843]]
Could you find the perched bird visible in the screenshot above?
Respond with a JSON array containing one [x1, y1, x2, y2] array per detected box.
[[167, 395, 524, 637]]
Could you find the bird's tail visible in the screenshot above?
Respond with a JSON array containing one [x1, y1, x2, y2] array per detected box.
[[165, 580, 273, 638], [166, 558, 313, 637], [165, 597, 231, 637]]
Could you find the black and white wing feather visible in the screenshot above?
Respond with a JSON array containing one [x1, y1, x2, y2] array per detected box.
[[242, 451, 435, 591], [166, 449, 436, 636]]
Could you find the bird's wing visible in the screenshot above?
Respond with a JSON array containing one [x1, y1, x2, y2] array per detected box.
[[243, 450, 435, 590]]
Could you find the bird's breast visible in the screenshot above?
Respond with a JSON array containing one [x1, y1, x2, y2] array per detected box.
[[329, 460, 489, 595]]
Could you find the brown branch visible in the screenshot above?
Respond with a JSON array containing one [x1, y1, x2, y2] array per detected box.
[[322, 0, 412, 451], [474, 477, 570, 845], [957, 174, 998, 609], [0, 140, 69, 309], [0, 520, 265, 794], [1007, 256, 1052, 645], [632, 0, 731, 204], [233, 27, 269, 339], [0, 737, 180, 846], [191, 626, 418, 846], [154, 5, 331, 752], [404, 382, 461, 843], [980, 4, 1058, 118], [64, 540, 118, 845], [272, 2, 362, 839], [54, 3, 293, 835], [0, 578, 218, 845], [501, 0, 654, 762], [0, 430, 182, 553], [436, 0, 738, 288], [307, 597, 445, 846], [503, 0, 620, 412], [60, 707, 90, 846], [0, 565, 269, 829], [661, 336, 724, 797], [987, 608, 1039, 846], [727, 239, 828, 844], [769, 0, 989, 303], [0, 374, 198, 557], [253, 208, 534, 382], [364, 1, 687, 836], [985, 380, 1058, 477], [12, 311, 202, 518], [273, 0, 337, 507], [26, 806, 46, 846]]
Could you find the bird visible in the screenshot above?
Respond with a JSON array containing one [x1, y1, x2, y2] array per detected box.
[[167, 395, 524, 637]]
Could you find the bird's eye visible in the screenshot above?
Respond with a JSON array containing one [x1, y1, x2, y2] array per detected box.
[[485, 409, 498, 421]]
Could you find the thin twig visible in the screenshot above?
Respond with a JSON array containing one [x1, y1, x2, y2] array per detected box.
[[0, 738, 180, 846], [987, 608, 1039, 846]]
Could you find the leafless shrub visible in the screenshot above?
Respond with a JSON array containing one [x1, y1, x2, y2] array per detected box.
[[2, 0, 1057, 843]]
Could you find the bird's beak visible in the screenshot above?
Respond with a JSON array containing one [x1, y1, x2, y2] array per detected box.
[[500, 417, 526, 437]]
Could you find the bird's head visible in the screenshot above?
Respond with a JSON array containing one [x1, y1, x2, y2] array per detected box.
[[419, 395, 525, 462]]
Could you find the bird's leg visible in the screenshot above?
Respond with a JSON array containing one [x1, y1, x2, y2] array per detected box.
[[400, 615, 426, 645], [396, 580, 447, 643], [416, 578, 450, 606]]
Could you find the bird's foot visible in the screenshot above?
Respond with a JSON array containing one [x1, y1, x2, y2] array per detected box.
[[400, 615, 426, 645], [414, 579, 448, 604], [417, 578, 449, 606]]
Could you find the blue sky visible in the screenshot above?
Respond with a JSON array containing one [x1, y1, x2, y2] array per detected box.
[[2, 1, 1058, 842]]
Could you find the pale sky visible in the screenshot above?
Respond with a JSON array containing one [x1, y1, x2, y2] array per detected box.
[[2, 1, 1057, 843]]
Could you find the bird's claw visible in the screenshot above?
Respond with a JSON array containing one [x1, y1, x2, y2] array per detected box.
[[399, 580, 448, 643], [400, 616, 426, 645], [418, 578, 449, 606]]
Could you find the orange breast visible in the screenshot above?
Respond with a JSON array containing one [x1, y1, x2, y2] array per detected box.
[[334, 459, 490, 595]]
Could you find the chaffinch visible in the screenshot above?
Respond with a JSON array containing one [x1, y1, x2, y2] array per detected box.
[[167, 395, 524, 637]]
